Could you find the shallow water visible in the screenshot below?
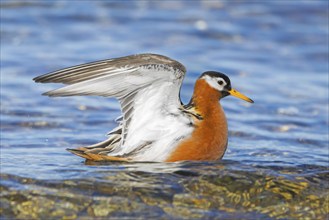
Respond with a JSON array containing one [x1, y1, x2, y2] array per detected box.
[[1, 1, 328, 219]]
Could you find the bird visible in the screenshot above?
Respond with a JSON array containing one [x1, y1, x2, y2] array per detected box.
[[33, 53, 253, 163]]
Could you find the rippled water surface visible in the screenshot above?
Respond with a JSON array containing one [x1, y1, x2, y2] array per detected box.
[[1, 1, 328, 219]]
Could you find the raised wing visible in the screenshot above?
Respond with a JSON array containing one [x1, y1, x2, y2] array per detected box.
[[34, 54, 187, 155]]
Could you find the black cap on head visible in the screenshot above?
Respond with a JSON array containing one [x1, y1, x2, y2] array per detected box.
[[200, 71, 231, 83], [199, 71, 254, 103], [200, 71, 231, 89]]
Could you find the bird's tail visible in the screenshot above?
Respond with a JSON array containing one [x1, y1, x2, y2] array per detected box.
[[66, 148, 129, 162]]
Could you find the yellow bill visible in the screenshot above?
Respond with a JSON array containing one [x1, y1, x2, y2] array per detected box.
[[228, 89, 254, 103]]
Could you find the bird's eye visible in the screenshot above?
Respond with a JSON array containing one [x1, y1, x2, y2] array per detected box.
[[218, 80, 224, 85]]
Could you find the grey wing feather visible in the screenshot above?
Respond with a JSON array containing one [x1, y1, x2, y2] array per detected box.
[[34, 53, 187, 153], [33, 53, 186, 85]]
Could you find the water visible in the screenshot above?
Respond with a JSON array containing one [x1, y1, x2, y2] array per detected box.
[[1, 1, 328, 219]]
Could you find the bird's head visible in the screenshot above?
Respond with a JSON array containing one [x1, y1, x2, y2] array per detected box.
[[200, 71, 254, 103]]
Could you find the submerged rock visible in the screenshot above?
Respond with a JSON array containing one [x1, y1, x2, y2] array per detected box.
[[0, 164, 328, 219]]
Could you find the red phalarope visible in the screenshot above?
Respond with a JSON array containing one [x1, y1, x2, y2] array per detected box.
[[34, 54, 253, 162]]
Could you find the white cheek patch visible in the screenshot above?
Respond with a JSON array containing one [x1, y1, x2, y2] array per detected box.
[[201, 75, 227, 91]]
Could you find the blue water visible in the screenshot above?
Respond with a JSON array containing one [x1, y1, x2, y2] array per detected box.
[[1, 1, 328, 219]]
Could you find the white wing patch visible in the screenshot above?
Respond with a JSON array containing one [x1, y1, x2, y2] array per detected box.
[[34, 54, 191, 162], [112, 77, 194, 161]]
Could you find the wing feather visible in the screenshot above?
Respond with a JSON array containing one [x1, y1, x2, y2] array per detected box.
[[34, 54, 187, 155]]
